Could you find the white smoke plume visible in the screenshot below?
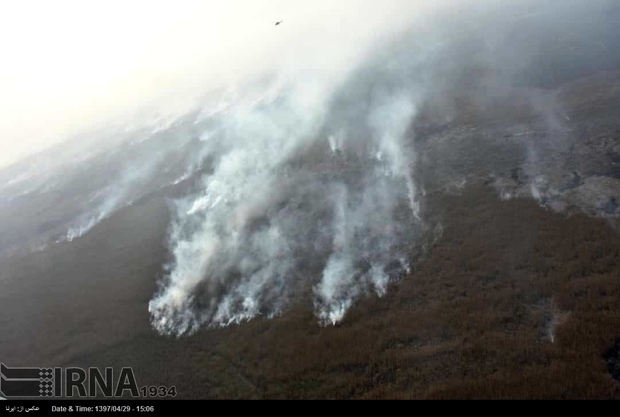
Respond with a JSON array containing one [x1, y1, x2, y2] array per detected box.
[[147, 0, 619, 335], [3, 0, 612, 332], [148, 53, 427, 334]]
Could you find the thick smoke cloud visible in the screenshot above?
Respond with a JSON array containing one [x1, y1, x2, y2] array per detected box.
[[146, 0, 620, 335], [3, 1, 616, 334], [148, 68, 425, 334]]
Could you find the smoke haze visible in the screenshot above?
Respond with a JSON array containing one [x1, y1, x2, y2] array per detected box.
[[1, 0, 619, 335]]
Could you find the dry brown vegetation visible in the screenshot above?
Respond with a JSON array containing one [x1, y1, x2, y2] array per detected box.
[[2, 164, 620, 400], [157, 185, 620, 399]]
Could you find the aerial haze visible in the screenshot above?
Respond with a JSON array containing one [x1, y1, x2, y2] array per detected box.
[[2, 0, 620, 399], [0, 0, 427, 168]]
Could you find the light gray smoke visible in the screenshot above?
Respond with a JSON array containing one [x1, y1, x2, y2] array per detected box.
[[148, 57, 427, 334], [147, 0, 620, 335], [2, 1, 618, 289]]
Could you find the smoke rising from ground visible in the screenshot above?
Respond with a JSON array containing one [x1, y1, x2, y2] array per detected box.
[[146, 0, 620, 335], [148, 69, 425, 334], [2, 1, 618, 334]]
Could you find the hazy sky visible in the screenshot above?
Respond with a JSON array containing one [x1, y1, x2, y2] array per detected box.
[[0, 0, 431, 169]]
